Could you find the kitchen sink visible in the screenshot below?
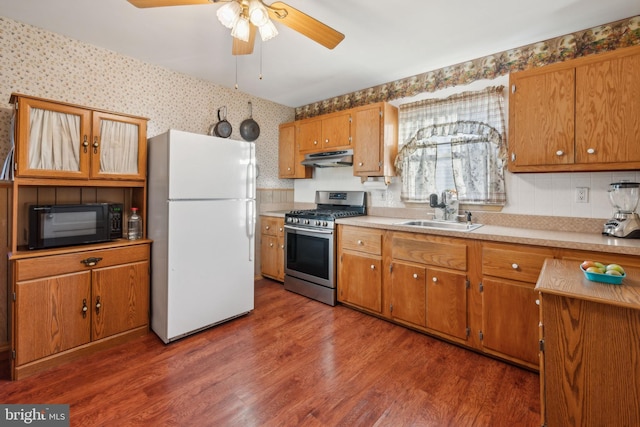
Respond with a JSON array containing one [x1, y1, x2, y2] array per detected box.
[[395, 219, 483, 232]]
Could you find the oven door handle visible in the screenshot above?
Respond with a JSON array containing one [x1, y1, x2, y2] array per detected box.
[[284, 225, 333, 235]]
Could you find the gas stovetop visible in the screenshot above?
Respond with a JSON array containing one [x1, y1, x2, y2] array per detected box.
[[285, 191, 366, 230]]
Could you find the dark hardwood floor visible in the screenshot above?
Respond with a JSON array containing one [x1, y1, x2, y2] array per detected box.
[[0, 279, 540, 426]]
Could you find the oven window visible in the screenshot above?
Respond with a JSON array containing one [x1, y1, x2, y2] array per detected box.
[[286, 232, 330, 280]]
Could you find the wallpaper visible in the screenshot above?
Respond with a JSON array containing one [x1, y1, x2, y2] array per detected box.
[[296, 15, 640, 119], [0, 17, 296, 189]]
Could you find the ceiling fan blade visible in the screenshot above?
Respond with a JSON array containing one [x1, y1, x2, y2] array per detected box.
[[232, 24, 257, 55], [127, 0, 213, 8], [267, 1, 344, 49]]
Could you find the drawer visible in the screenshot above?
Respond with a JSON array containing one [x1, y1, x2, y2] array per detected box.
[[391, 234, 467, 271], [261, 217, 284, 237], [482, 244, 554, 283], [341, 227, 383, 255], [15, 244, 150, 282]]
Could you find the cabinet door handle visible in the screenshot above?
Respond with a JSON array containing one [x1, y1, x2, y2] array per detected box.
[[512, 263, 519, 270], [93, 137, 99, 154], [80, 257, 103, 267], [269, 243, 274, 247], [357, 240, 363, 245], [313, 140, 318, 145], [370, 264, 375, 270], [95, 296, 101, 315], [325, 139, 329, 143], [265, 225, 270, 230], [82, 135, 89, 153], [432, 277, 438, 283], [587, 148, 595, 154], [413, 273, 418, 279], [555, 150, 564, 156], [358, 162, 364, 166], [82, 299, 88, 318]]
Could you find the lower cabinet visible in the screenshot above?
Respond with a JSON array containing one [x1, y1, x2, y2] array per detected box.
[[337, 226, 383, 314], [260, 216, 285, 282], [11, 243, 150, 380], [480, 242, 555, 369]]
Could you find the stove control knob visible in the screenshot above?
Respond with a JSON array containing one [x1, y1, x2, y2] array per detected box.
[[323, 221, 328, 227], [304, 219, 310, 225], [315, 220, 321, 226]]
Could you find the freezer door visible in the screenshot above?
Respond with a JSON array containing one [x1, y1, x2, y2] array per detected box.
[[167, 130, 254, 200], [163, 199, 254, 341]]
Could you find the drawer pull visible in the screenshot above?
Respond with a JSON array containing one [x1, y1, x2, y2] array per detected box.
[[82, 299, 88, 318], [280, 245, 284, 249], [432, 277, 438, 283], [95, 296, 102, 315], [413, 273, 418, 279], [357, 240, 363, 245], [587, 148, 595, 154], [511, 263, 519, 270], [81, 257, 103, 267], [536, 299, 540, 305], [370, 265, 375, 270], [269, 243, 274, 247], [265, 225, 270, 230], [555, 150, 564, 156]]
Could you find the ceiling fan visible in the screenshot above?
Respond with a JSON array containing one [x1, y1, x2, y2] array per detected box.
[[127, 0, 345, 55]]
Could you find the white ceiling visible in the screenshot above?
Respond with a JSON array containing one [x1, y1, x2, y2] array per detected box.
[[1, 0, 639, 108]]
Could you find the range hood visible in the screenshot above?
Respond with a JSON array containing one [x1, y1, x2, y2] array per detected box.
[[301, 150, 353, 168]]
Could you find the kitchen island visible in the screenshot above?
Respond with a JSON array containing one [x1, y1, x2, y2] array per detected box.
[[535, 258, 640, 426]]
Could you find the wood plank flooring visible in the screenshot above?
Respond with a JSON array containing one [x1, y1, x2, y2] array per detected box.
[[0, 279, 540, 426]]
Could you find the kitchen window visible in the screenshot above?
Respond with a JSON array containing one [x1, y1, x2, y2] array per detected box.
[[394, 86, 507, 205]]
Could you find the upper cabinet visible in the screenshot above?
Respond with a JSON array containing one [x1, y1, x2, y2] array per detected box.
[[278, 122, 312, 179], [352, 102, 398, 182], [12, 94, 147, 182], [508, 45, 640, 172], [298, 110, 352, 153]]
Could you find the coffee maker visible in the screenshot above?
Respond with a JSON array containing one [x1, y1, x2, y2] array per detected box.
[[602, 181, 640, 238]]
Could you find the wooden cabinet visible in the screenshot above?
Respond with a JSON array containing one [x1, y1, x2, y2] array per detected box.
[[12, 94, 147, 181], [352, 102, 398, 181], [298, 111, 352, 153], [390, 232, 469, 342], [537, 259, 640, 427], [278, 122, 311, 179], [4, 94, 151, 380], [480, 242, 554, 369], [337, 226, 383, 314], [260, 216, 285, 282], [508, 45, 640, 172], [12, 244, 150, 379]]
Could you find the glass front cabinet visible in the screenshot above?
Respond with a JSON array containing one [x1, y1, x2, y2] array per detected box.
[[12, 94, 147, 181]]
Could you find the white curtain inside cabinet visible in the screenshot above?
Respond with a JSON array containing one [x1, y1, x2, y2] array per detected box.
[[28, 107, 81, 171], [99, 120, 139, 174]]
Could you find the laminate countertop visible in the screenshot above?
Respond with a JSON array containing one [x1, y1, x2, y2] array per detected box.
[[335, 215, 640, 256]]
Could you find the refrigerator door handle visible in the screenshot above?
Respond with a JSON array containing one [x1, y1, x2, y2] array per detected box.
[[246, 144, 256, 200], [246, 199, 256, 261]]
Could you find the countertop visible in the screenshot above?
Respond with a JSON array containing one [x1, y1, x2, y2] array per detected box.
[[536, 258, 640, 309], [335, 215, 640, 256]]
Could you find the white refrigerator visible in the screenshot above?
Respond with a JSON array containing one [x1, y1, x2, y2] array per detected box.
[[147, 129, 256, 343]]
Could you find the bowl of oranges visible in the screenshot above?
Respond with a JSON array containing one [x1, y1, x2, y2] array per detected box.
[[580, 260, 626, 285]]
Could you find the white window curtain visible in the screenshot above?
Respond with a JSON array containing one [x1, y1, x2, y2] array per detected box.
[[99, 120, 139, 174], [28, 108, 81, 171], [395, 87, 507, 204]]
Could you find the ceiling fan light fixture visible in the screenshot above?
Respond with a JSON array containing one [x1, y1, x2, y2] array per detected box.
[[258, 19, 278, 42], [248, 0, 269, 27], [231, 15, 251, 42], [217, 1, 241, 29]]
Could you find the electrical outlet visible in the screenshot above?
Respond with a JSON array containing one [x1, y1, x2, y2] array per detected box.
[[575, 187, 589, 203]]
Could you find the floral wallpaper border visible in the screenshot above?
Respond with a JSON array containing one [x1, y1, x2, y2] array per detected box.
[[295, 15, 640, 120]]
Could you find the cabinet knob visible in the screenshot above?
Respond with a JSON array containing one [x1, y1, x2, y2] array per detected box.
[[555, 150, 564, 156], [432, 277, 438, 282], [265, 225, 270, 230], [357, 240, 363, 245], [269, 243, 274, 247], [92, 137, 99, 154], [82, 135, 89, 153], [82, 299, 88, 318], [512, 263, 519, 270], [313, 140, 318, 145], [280, 245, 284, 249], [370, 265, 375, 270], [279, 227, 283, 232], [587, 148, 595, 154], [325, 139, 329, 143], [358, 162, 364, 166], [287, 167, 291, 171], [95, 296, 101, 315], [536, 299, 540, 305], [413, 273, 418, 279]]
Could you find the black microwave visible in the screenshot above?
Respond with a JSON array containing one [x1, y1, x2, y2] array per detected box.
[[28, 203, 123, 250]]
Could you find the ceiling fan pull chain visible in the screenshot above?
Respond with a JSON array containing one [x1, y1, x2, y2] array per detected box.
[[259, 39, 263, 80], [235, 56, 239, 89]]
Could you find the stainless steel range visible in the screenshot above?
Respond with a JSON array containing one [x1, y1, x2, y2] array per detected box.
[[284, 191, 366, 306]]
